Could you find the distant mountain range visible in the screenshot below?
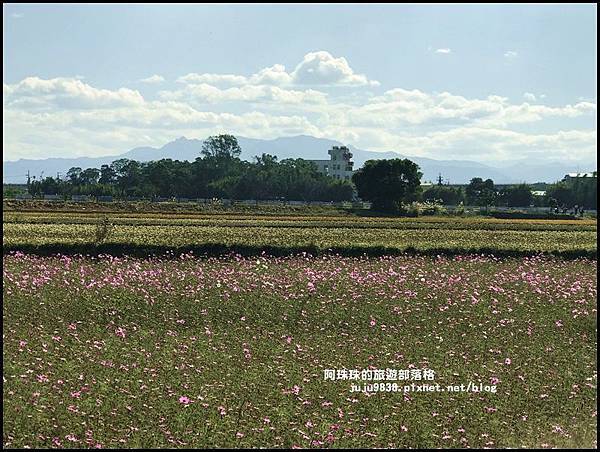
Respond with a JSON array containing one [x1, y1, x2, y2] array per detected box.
[[3, 135, 596, 184]]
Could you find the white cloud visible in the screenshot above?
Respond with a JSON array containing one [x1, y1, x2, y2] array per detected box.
[[11, 13, 24, 19], [3, 77, 144, 110], [159, 83, 327, 105], [178, 51, 379, 88], [340, 89, 595, 129], [140, 74, 165, 84], [177, 73, 248, 86], [523, 92, 536, 102], [290, 51, 379, 87], [249, 64, 293, 85], [504, 50, 518, 58], [3, 75, 596, 165], [435, 48, 451, 54]]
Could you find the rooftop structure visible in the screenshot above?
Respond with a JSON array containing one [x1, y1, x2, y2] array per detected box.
[[564, 172, 597, 179], [309, 146, 355, 181]]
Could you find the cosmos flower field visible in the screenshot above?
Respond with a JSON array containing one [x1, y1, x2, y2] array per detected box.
[[3, 250, 597, 448]]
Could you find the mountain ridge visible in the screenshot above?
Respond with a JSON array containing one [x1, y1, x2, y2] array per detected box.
[[3, 135, 596, 184]]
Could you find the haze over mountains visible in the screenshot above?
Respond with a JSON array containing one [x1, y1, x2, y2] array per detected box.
[[3, 135, 596, 184]]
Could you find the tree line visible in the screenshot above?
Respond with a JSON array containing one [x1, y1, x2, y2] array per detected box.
[[25, 135, 354, 202], [350, 160, 596, 212], [420, 177, 597, 210], [16, 133, 597, 211]]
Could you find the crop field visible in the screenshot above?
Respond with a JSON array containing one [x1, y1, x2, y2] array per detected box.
[[2, 211, 597, 257], [2, 207, 597, 448], [3, 252, 597, 448]]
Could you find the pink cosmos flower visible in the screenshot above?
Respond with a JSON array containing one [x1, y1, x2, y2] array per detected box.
[[179, 396, 191, 405], [504, 358, 511, 365]]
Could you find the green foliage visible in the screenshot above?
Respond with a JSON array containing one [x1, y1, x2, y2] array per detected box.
[[546, 176, 597, 209], [3, 184, 26, 198], [422, 185, 465, 205], [498, 183, 533, 207], [93, 216, 114, 245], [201, 134, 242, 160], [44, 136, 354, 202], [466, 178, 497, 207], [352, 159, 423, 213]]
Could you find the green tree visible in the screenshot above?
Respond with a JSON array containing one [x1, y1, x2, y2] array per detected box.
[[99, 164, 117, 185], [66, 167, 82, 185], [201, 134, 242, 160], [352, 159, 422, 213], [80, 168, 101, 185], [422, 185, 465, 205], [466, 177, 497, 207], [500, 183, 533, 207]]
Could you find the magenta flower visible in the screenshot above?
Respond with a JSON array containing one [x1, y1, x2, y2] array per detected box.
[[179, 396, 191, 405]]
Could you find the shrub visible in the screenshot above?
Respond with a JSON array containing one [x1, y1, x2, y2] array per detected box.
[[94, 217, 114, 244]]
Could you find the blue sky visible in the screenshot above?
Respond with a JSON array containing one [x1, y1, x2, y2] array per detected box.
[[3, 3, 597, 165]]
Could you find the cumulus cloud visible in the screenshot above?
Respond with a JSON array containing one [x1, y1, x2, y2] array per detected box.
[[345, 88, 595, 128], [159, 83, 327, 105], [3, 75, 596, 164], [140, 74, 165, 84], [523, 92, 536, 101], [504, 50, 518, 58], [435, 48, 451, 54], [178, 51, 379, 88], [177, 73, 247, 86], [249, 64, 294, 85], [290, 51, 379, 86], [3, 77, 144, 110]]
